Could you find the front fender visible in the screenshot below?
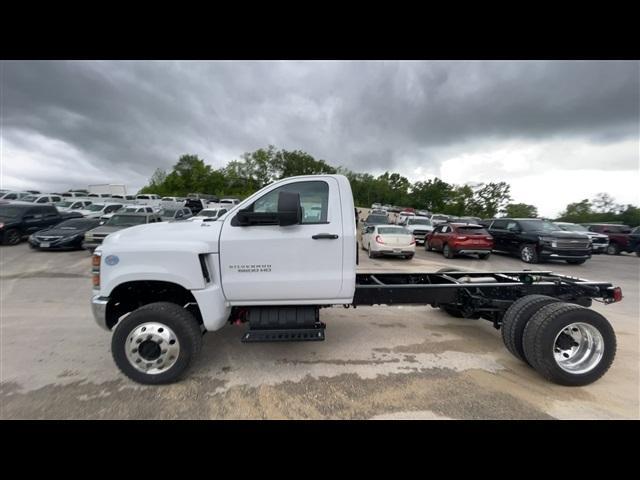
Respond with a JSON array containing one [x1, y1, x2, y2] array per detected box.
[[99, 241, 211, 296]]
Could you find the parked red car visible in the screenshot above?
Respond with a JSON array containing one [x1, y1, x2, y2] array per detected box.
[[425, 223, 494, 259]]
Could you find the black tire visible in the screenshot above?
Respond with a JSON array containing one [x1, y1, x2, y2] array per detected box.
[[519, 244, 539, 264], [2, 228, 21, 246], [606, 243, 620, 255], [501, 295, 561, 364], [368, 244, 374, 258], [566, 259, 586, 265], [111, 302, 203, 385], [405, 254, 414, 260], [425, 240, 433, 251], [443, 244, 454, 259], [478, 253, 491, 260], [522, 303, 616, 386]]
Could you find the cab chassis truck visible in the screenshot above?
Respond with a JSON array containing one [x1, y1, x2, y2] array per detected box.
[[91, 175, 623, 386]]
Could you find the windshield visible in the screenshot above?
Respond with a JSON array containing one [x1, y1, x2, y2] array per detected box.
[[432, 215, 448, 221], [57, 201, 74, 208], [556, 223, 588, 232], [408, 218, 431, 225], [457, 226, 489, 235], [87, 204, 105, 211], [21, 195, 38, 202], [160, 209, 177, 217], [519, 220, 559, 232], [106, 215, 147, 226], [122, 207, 140, 213], [366, 215, 388, 224], [378, 227, 411, 235]]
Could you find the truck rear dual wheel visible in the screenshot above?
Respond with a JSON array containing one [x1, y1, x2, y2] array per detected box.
[[521, 303, 616, 386], [501, 295, 561, 364], [111, 302, 203, 385]]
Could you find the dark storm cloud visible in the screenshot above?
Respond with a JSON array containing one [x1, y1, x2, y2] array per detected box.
[[2, 60, 638, 192]]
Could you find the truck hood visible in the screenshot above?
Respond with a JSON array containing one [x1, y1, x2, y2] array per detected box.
[[102, 218, 222, 252], [532, 230, 590, 240]]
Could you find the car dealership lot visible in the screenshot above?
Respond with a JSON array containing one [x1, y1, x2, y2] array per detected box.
[[0, 243, 638, 419]]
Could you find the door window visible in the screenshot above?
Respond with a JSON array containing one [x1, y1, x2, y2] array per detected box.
[[36, 197, 48, 203], [250, 181, 329, 224], [506, 221, 520, 232], [491, 219, 507, 230]]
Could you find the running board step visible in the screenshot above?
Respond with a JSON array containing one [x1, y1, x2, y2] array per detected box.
[[242, 323, 326, 343]]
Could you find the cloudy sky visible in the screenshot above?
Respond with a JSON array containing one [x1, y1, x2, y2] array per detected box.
[[1, 60, 638, 217]]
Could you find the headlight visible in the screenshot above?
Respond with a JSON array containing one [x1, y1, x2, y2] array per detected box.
[[0, 222, 4, 229], [61, 234, 80, 242], [540, 236, 555, 244]]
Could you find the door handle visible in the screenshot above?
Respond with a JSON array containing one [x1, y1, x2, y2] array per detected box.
[[312, 233, 339, 240]]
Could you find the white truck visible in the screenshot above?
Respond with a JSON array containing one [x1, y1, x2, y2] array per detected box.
[[91, 174, 623, 386]]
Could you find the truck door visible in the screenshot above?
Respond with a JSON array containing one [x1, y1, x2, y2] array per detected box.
[[219, 178, 344, 302]]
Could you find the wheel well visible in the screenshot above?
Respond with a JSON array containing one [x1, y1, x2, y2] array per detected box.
[[106, 280, 203, 330]]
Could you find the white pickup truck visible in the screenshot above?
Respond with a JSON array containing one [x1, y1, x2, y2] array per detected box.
[[91, 174, 622, 386]]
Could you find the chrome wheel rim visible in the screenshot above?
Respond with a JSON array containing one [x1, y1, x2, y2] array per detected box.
[[553, 322, 604, 374], [521, 246, 534, 262], [606, 245, 616, 255], [125, 322, 180, 374]]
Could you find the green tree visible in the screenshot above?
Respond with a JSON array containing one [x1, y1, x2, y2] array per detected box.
[[472, 182, 512, 218], [411, 178, 453, 212], [503, 202, 539, 218], [556, 199, 593, 223]]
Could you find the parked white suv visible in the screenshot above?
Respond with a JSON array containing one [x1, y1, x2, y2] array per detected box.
[[99, 205, 155, 223], [399, 216, 434, 244], [77, 202, 124, 218], [13, 194, 64, 205], [56, 200, 93, 211], [1, 191, 32, 202]]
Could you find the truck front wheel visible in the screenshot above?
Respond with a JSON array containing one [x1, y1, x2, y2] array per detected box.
[[522, 303, 616, 386], [111, 302, 203, 385]]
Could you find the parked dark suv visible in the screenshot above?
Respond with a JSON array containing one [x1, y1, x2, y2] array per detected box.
[[629, 226, 640, 257], [0, 204, 79, 245], [582, 224, 633, 255], [487, 218, 592, 264]]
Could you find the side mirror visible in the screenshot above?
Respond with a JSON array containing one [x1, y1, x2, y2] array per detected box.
[[277, 191, 302, 227]]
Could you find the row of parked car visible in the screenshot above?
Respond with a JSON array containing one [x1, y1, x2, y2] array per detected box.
[[360, 206, 640, 264], [0, 200, 234, 252]]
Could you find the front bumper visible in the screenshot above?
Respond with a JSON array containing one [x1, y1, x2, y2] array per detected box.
[[29, 236, 79, 250], [91, 294, 110, 330], [540, 248, 591, 261], [591, 243, 608, 253]]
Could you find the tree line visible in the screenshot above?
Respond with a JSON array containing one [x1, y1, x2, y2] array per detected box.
[[139, 146, 639, 225]]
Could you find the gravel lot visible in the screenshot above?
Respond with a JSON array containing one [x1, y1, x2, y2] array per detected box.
[[1, 234, 638, 419]]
